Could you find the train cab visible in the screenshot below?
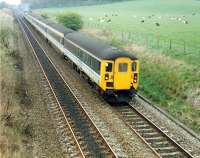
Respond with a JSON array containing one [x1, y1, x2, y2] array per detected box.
[[100, 56, 139, 102]]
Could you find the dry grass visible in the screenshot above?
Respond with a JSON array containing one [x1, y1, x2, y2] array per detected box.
[[1, 10, 65, 158], [0, 11, 33, 158]]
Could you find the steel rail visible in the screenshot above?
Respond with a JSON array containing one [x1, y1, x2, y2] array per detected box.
[[137, 94, 200, 142], [16, 14, 85, 158], [115, 102, 194, 158], [17, 14, 117, 158]]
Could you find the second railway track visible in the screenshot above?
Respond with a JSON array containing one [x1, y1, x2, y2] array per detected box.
[[16, 13, 117, 158], [114, 102, 194, 158]]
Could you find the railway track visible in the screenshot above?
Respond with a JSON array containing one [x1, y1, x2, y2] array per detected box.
[[16, 13, 117, 158], [115, 102, 194, 158]]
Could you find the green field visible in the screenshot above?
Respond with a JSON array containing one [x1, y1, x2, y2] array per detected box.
[[37, 0, 200, 134], [38, 0, 200, 65]]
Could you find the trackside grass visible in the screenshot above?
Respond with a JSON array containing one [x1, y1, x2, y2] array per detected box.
[[37, 0, 200, 134]]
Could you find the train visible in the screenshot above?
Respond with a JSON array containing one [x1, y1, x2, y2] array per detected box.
[[23, 13, 140, 102]]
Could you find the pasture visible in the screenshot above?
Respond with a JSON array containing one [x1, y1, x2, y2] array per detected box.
[[38, 0, 200, 66]]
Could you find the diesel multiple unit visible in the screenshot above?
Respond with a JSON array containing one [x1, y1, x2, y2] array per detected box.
[[24, 14, 139, 102]]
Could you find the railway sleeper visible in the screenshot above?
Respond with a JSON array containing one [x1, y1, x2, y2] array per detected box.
[[141, 132, 160, 137], [160, 151, 182, 157], [132, 120, 147, 125], [129, 117, 144, 122], [122, 111, 137, 116], [133, 123, 150, 128], [145, 136, 164, 142], [137, 128, 154, 132], [150, 140, 169, 145], [154, 146, 178, 153]]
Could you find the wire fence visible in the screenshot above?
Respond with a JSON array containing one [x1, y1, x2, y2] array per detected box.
[[85, 22, 200, 55]]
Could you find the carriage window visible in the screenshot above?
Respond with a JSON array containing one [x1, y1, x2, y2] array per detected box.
[[106, 63, 112, 72], [119, 63, 128, 72]]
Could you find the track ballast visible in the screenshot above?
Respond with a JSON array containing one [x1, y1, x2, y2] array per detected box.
[[115, 102, 194, 158], [17, 14, 117, 158]]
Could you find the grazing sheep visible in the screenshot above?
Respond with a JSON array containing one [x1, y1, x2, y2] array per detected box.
[[155, 22, 160, 26], [183, 20, 188, 24], [107, 19, 111, 23]]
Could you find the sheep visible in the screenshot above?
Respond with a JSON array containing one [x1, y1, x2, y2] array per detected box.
[[183, 20, 188, 24], [155, 22, 160, 26], [107, 19, 111, 23]]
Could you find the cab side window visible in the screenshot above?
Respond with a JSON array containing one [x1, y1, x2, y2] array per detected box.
[[132, 62, 137, 72]]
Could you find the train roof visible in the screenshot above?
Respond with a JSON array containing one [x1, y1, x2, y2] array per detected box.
[[65, 32, 137, 60], [30, 14, 74, 35], [29, 14, 137, 60]]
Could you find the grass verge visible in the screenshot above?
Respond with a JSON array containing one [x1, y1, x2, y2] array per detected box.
[[0, 11, 33, 158]]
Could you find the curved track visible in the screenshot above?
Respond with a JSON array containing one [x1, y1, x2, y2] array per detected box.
[[16, 13, 117, 158], [115, 102, 194, 158]]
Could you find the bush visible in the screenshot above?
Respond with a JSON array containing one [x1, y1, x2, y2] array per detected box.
[[56, 12, 83, 31], [41, 13, 49, 19], [0, 27, 11, 48]]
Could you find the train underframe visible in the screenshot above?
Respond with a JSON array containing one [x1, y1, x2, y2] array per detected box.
[[103, 88, 137, 103]]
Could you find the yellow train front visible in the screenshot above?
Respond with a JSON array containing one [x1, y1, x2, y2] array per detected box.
[[100, 55, 139, 102], [24, 14, 139, 103]]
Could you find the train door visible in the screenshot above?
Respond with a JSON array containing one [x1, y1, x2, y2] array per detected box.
[[100, 61, 114, 91], [114, 58, 132, 90]]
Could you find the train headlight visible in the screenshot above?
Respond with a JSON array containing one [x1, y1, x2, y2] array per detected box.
[[105, 74, 109, 80], [134, 74, 137, 83]]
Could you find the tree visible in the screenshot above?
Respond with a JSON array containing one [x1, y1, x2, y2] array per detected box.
[[56, 13, 83, 31], [21, 0, 131, 9], [0, 2, 8, 9]]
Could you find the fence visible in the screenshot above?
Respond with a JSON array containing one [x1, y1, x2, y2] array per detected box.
[[85, 22, 200, 56]]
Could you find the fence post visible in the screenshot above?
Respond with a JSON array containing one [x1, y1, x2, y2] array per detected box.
[[183, 41, 186, 53], [131, 32, 134, 42], [157, 36, 160, 48], [169, 39, 172, 50], [121, 32, 124, 41]]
